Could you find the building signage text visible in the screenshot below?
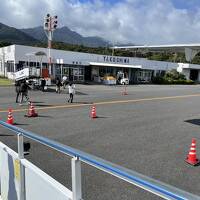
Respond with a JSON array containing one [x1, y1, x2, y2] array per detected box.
[[72, 61, 82, 65], [103, 56, 129, 64]]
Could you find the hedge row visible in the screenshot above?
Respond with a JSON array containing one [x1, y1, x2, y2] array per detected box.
[[152, 76, 195, 84]]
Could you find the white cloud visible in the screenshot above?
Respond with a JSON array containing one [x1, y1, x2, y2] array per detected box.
[[0, 0, 200, 44]]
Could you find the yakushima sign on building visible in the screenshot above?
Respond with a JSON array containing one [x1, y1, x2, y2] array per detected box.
[[103, 56, 130, 64]]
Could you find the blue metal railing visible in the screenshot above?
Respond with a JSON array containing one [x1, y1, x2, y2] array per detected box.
[[0, 120, 200, 200]]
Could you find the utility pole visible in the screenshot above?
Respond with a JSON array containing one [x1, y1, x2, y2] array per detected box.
[[44, 14, 58, 77]]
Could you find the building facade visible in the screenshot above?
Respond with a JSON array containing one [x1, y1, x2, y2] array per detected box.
[[0, 44, 200, 83]]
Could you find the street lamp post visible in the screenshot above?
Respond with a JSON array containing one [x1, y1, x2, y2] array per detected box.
[[44, 14, 58, 77]]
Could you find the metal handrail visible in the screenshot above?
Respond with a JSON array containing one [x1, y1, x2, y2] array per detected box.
[[0, 120, 199, 200]]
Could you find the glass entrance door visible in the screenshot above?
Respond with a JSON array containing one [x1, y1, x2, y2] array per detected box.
[[72, 68, 84, 82], [62, 67, 69, 78], [55, 66, 69, 80]]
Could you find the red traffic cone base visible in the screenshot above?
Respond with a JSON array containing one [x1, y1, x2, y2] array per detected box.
[[90, 106, 97, 119], [185, 138, 200, 166], [7, 109, 14, 125], [26, 102, 38, 118]]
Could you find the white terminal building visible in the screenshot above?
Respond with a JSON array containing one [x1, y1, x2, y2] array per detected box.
[[0, 44, 200, 83]]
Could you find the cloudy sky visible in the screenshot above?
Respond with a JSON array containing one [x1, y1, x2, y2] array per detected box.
[[1, 0, 200, 45]]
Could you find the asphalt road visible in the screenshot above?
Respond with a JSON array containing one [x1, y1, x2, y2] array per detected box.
[[1, 84, 200, 199]]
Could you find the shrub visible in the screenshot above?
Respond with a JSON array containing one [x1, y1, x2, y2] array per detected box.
[[0, 76, 7, 79], [164, 69, 186, 81], [152, 76, 194, 84], [152, 69, 194, 84]]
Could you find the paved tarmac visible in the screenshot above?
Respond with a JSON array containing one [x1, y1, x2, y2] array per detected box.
[[1, 84, 200, 199]]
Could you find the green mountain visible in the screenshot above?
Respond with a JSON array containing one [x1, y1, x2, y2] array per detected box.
[[0, 23, 39, 45], [21, 26, 110, 47], [0, 22, 134, 48]]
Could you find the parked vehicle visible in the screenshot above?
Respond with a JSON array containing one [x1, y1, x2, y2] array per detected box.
[[15, 67, 40, 81], [15, 67, 51, 89], [117, 71, 129, 85]]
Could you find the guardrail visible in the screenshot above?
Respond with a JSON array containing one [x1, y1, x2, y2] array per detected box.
[[0, 120, 200, 200]]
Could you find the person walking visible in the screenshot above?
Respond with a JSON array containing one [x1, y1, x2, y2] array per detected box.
[[40, 78, 46, 92], [19, 80, 30, 105], [67, 82, 75, 103], [55, 77, 62, 93], [15, 80, 21, 103]]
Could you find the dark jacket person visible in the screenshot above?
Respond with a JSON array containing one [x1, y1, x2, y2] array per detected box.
[[41, 78, 46, 92], [15, 80, 21, 103], [55, 77, 62, 93], [19, 80, 30, 104]]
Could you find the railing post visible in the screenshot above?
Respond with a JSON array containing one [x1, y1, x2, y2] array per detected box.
[[71, 156, 82, 200], [18, 133, 25, 200]]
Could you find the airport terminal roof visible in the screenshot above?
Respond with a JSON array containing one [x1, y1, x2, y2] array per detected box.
[[112, 43, 200, 62], [112, 43, 200, 52]]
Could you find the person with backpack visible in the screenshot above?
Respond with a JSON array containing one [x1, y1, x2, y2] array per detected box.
[[15, 80, 21, 103], [19, 79, 30, 105]]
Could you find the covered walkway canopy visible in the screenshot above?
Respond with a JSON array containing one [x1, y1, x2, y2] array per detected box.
[[89, 62, 142, 69], [25, 51, 47, 67], [112, 43, 200, 62]]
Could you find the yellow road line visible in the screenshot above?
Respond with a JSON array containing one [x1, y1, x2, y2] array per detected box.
[[0, 93, 200, 113], [95, 93, 200, 105]]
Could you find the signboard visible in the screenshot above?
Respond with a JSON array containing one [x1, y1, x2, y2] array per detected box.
[[103, 56, 130, 64]]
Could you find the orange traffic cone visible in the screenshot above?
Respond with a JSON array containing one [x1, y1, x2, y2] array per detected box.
[[90, 106, 97, 118], [185, 138, 200, 166], [25, 102, 38, 117], [7, 108, 14, 125]]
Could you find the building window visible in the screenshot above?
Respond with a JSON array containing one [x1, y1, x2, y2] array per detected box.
[[99, 67, 115, 77], [106, 67, 113, 75], [156, 70, 165, 77], [7, 61, 14, 72], [137, 70, 153, 82], [0, 61, 2, 72], [72, 67, 84, 82], [63, 67, 69, 76], [99, 67, 106, 77], [55, 65, 61, 75], [17, 61, 26, 70]]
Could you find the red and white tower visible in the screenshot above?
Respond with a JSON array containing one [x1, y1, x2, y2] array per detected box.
[[44, 14, 58, 77]]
